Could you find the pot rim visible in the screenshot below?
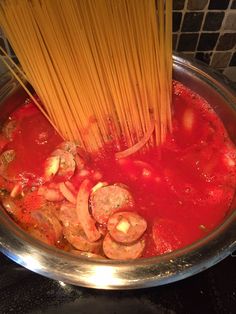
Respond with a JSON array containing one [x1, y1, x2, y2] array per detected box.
[[0, 54, 235, 289]]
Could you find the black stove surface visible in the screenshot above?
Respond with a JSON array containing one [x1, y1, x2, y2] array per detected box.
[[0, 253, 235, 314]]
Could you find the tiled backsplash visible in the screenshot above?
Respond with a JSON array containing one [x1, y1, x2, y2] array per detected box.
[[173, 0, 236, 81], [0, 0, 235, 81]]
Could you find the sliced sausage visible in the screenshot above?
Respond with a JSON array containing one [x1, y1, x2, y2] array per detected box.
[[63, 224, 102, 253], [58, 141, 78, 156], [108, 211, 147, 244], [2, 197, 21, 219], [90, 185, 134, 224], [59, 202, 101, 253], [28, 208, 63, 246], [31, 209, 63, 240], [59, 202, 78, 227], [76, 179, 101, 242], [74, 154, 85, 170], [0, 149, 15, 175], [26, 226, 56, 245], [2, 119, 17, 140], [0, 155, 20, 181], [103, 233, 145, 260], [58, 141, 85, 170], [51, 149, 76, 179], [44, 143, 80, 182], [0, 134, 8, 153]]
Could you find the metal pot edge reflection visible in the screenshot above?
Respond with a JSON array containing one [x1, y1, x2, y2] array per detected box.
[[0, 54, 235, 289]]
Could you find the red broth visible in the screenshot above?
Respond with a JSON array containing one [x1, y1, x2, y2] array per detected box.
[[0, 81, 236, 259]]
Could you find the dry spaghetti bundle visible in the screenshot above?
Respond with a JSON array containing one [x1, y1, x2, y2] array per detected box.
[[0, 0, 172, 152]]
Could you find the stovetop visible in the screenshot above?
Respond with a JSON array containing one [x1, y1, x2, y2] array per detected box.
[[0, 252, 235, 314]]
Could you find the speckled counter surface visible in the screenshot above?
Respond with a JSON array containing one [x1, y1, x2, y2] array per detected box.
[[0, 253, 235, 314]]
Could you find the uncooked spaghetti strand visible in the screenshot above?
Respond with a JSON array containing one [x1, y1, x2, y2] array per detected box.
[[0, 54, 64, 138], [165, 0, 173, 131], [0, 47, 28, 80], [0, 0, 173, 152]]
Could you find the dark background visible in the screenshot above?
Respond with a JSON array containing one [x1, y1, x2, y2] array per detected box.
[[0, 252, 235, 314]]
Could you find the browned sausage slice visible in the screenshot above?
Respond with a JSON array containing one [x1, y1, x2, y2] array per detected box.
[[59, 202, 78, 227], [51, 149, 76, 179], [90, 185, 134, 224], [59, 202, 102, 253], [29, 208, 63, 246], [57, 141, 78, 156], [63, 224, 102, 253], [26, 226, 56, 245], [103, 233, 145, 260], [107, 211, 147, 244]]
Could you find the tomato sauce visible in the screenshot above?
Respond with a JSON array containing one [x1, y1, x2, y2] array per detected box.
[[0, 81, 236, 258]]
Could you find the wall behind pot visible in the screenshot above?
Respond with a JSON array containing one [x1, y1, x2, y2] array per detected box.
[[173, 0, 236, 81], [0, 0, 235, 81]]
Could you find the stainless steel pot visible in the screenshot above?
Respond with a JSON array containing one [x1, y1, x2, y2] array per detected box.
[[0, 55, 235, 289]]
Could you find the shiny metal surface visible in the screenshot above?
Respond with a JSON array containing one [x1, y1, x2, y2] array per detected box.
[[0, 55, 235, 289]]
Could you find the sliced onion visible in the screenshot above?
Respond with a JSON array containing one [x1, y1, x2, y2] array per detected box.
[[59, 182, 76, 204], [115, 121, 155, 159], [10, 183, 22, 198], [76, 179, 101, 242], [64, 181, 77, 194], [91, 181, 108, 194]]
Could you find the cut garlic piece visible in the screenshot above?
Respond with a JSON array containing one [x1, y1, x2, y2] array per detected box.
[[116, 218, 130, 234]]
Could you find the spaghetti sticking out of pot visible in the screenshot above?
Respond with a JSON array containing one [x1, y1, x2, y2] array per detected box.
[[0, 0, 172, 153]]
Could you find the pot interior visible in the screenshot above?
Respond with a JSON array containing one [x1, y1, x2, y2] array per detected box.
[[0, 55, 235, 289]]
